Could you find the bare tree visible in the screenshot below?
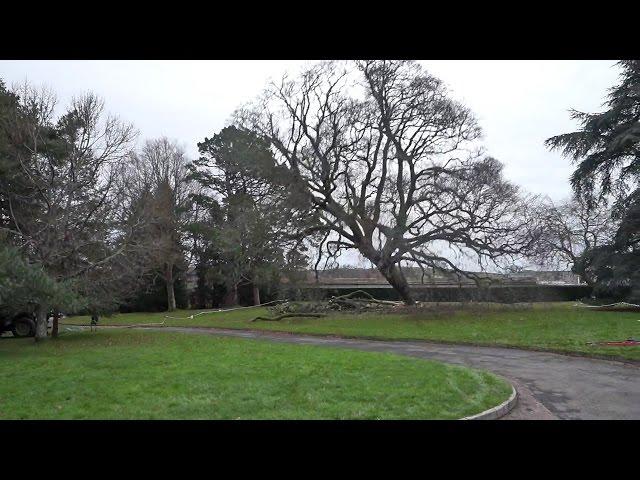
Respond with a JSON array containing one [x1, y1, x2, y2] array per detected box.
[[121, 137, 195, 311], [0, 83, 136, 339], [0, 84, 138, 338], [532, 195, 617, 284], [236, 61, 539, 304]]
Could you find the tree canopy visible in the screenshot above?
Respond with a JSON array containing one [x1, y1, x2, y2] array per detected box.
[[188, 126, 312, 305], [0, 81, 144, 337], [236, 60, 540, 303], [546, 60, 640, 203], [546, 60, 640, 301], [0, 245, 85, 318]]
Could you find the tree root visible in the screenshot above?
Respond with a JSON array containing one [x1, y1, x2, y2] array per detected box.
[[250, 313, 327, 322]]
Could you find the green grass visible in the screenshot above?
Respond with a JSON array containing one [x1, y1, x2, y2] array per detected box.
[[63, 302, 640, 361], [0, 329, 511, 419]]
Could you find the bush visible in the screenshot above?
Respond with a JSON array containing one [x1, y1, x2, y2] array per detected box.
[[0, 245, 86, 315]]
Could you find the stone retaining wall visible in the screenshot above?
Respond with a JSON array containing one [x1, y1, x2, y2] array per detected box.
[[297, 284, 592, 303]]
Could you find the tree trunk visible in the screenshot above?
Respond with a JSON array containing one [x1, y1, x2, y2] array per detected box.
[[34, 304, 48, 342], [165, 263, 177, 312], [572, 262, 594, 287], [378, 263, 415, 305], [52, 311, 59, 338], [252, 283, 261, 306], [223, 283, 238, 306]]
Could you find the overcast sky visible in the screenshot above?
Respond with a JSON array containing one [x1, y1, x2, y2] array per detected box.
[[0, 60, 621, 202]]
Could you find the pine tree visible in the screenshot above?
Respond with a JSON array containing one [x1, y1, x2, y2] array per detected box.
[[0, 246, 85, 339], [546, 60, 640, 200], [546, 61, 640, 301]]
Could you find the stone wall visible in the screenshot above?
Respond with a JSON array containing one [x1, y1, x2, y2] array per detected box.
[[298, 284, 592, 303]]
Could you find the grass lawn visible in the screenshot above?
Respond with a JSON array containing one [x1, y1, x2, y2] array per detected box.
[[62, 302, 640, 361], [0, 329, 511, 420]]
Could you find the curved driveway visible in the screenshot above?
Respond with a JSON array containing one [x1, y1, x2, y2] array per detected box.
[[145, 326, 640, 420]]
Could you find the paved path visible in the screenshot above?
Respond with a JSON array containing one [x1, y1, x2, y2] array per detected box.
[[144, 326, 640, 420]]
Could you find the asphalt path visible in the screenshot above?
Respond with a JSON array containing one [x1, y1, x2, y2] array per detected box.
[[149, 326, 640, 420]]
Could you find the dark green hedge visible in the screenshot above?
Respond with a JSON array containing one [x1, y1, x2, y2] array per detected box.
[[299, 285, 593, 303]]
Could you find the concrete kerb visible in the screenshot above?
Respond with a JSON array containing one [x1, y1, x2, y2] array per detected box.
[[460, 382, 518, 420]]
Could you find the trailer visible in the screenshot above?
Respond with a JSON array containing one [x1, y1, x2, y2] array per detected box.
[[0, 312, 37, 337]]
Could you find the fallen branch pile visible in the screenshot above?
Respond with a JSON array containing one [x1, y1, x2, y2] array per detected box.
[[250, 290, 404, 322], [328, 290, 402, 309]]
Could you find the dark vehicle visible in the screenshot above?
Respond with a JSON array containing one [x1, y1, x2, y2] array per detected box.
[[0, 311, 37, 337]]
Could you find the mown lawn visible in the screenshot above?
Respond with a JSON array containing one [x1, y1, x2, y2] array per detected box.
[[0, 329, 511, 420], [63, 302, 640, 361]]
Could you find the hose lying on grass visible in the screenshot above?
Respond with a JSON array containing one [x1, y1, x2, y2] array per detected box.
[[586, 338, 640, 347], [250, 313, 327, 322], [575, 301, 640, 311], [124, 321, 166, 328], [164, 299, 287, 320]]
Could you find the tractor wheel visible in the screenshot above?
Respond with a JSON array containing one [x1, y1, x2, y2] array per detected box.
[[12, 317, 36, 337]]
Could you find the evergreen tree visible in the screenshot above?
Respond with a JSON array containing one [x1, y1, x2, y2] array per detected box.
[[0, 81, 138, 337], [546, 61, 640, 301], [189, 126, 312, 305], [0, 245, 85, 339], [546, 60, 640, 201]]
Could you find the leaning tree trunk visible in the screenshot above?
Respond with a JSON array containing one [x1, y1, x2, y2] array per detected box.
[[165, 263, 177, 312], [378, 263, 415, 305], [252, 283, 261, 306], [34, 303, 49, 342]]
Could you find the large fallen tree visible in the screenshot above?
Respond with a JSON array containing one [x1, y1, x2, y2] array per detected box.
[[250, 290, 403, 322], [236, 60, 541, 305]]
